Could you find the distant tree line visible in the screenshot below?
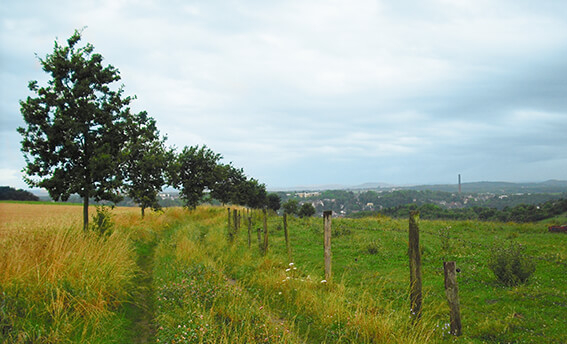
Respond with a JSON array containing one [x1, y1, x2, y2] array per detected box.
[[17, 29, 272, 230], [0, 186, 39, 201], [277, 189, 567, 217], [350, 198, 567, 223]]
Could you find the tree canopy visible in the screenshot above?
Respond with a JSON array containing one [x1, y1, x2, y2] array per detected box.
[[122, 111, 170, 217], [18, 29, 135, 230]]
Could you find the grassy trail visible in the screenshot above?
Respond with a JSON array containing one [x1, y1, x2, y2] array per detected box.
[[125, 239, 158, 343]]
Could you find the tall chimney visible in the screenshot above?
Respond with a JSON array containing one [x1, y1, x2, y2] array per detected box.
[[458, 174, 462, 193]]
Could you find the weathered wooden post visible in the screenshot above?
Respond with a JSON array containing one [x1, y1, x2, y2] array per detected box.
[[409, 210, 422, 319], [227, 207, 231, 230], [283, 213, 292, 262], [233, 209, 238, 237], [247, 216, 252, 249], [257, 227, 262, 251], [227, 208, 233, 242], [237, 210, 241, 231], [444, 261, 462, 336], [262, 208, 269, 255], [323, 210, 332, 281]]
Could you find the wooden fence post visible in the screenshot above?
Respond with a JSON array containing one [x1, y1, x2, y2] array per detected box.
[[257, 227, 262, 251], [227, 208, 233, 242], [233, 209, 238, 236], [409, 210, 422, 319], [247, 216, 252, 249], [238, 210, 241, 231], [284, 213, 291, 262], [323, 210, 332, 281], [262, 208, 269, 255], [444, 261, 462, 336], [227, 207, 231, 230]]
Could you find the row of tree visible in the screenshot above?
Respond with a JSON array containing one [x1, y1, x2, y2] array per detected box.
[[17, 29, 268, 230]]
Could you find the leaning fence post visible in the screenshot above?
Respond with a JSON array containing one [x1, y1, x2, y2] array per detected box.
[[323, 210, 332, 282], [409, 210, 422, 319], [284, 213, 292, 262], [444, 261, 462, 336], [262, 208, 269, 255]]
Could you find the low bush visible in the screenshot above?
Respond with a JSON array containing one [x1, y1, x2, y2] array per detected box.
[[488, 241, 536, 286]]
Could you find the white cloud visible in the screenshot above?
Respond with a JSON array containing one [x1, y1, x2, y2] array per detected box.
[[1, 0, 566, 188]]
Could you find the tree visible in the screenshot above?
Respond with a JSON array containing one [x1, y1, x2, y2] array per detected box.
[[18, 29, 134, 230], [171, 145, 222, 209], [282, 199, 299, 215], [266, 193, 281, 212], [209, 163, 247, 205], [240, 178, 267, 209], [298, 203, 316, 218], [122, 111, 170, 217]]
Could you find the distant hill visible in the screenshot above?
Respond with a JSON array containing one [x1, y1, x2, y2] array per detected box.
[[406, 180, 567, 194], [269, 180, 567, 194], [0, 186, 39, 201]]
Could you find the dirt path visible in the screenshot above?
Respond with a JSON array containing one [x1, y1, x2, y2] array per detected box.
[[125, 240, 157, 343]]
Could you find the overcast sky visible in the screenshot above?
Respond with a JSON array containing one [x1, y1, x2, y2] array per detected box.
[[1, 0, 566, 190]]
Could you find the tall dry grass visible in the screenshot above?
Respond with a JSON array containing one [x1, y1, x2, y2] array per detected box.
[[0, 203, 140, 343]]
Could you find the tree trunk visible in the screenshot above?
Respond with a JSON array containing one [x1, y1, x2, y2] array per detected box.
[[141, 206, 145, 218], [83, 195, 89, 231]]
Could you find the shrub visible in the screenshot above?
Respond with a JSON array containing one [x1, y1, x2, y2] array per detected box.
[[92, 205, 114, 236], [488, 241, 536, 286], [365, 240, 381, 255], [298, 203, 316, 218]]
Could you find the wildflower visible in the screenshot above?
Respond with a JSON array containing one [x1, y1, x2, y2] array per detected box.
[[321, 279, 327, 283], [286, 268, 291, 272], [289, 262, 294, 266], [278, 292, 282, 295]]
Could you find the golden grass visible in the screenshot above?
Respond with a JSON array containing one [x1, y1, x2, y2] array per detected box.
[[0, 203, 146, 342]]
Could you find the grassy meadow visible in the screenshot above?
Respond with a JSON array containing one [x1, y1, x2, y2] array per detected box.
[[1, 202, 566, 343]]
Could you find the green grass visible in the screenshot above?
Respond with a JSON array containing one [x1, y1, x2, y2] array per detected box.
[[4, 204, 566, 343], [151, 208, 567, 343]]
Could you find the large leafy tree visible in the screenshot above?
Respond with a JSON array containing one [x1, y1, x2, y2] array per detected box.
[[241, 178, 267, 209], [171, 145, 222, 209], [18, 30, 134, 230], [122, 111, 170, 217], [209, 163, 247, 205]]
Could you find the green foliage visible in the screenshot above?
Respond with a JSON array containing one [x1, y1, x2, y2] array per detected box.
[[266, 193, 281, 212], [298, 203, 315, 218], [122, 111, 170, 217], [282, 199, 299, 215], [91, 205, 114, 236], [365, 239, 381, 255], [0, 186, 38, 201], [18, 29, 136, 229], [488, 241, 536, 286], [170, 145, 222, 209]]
